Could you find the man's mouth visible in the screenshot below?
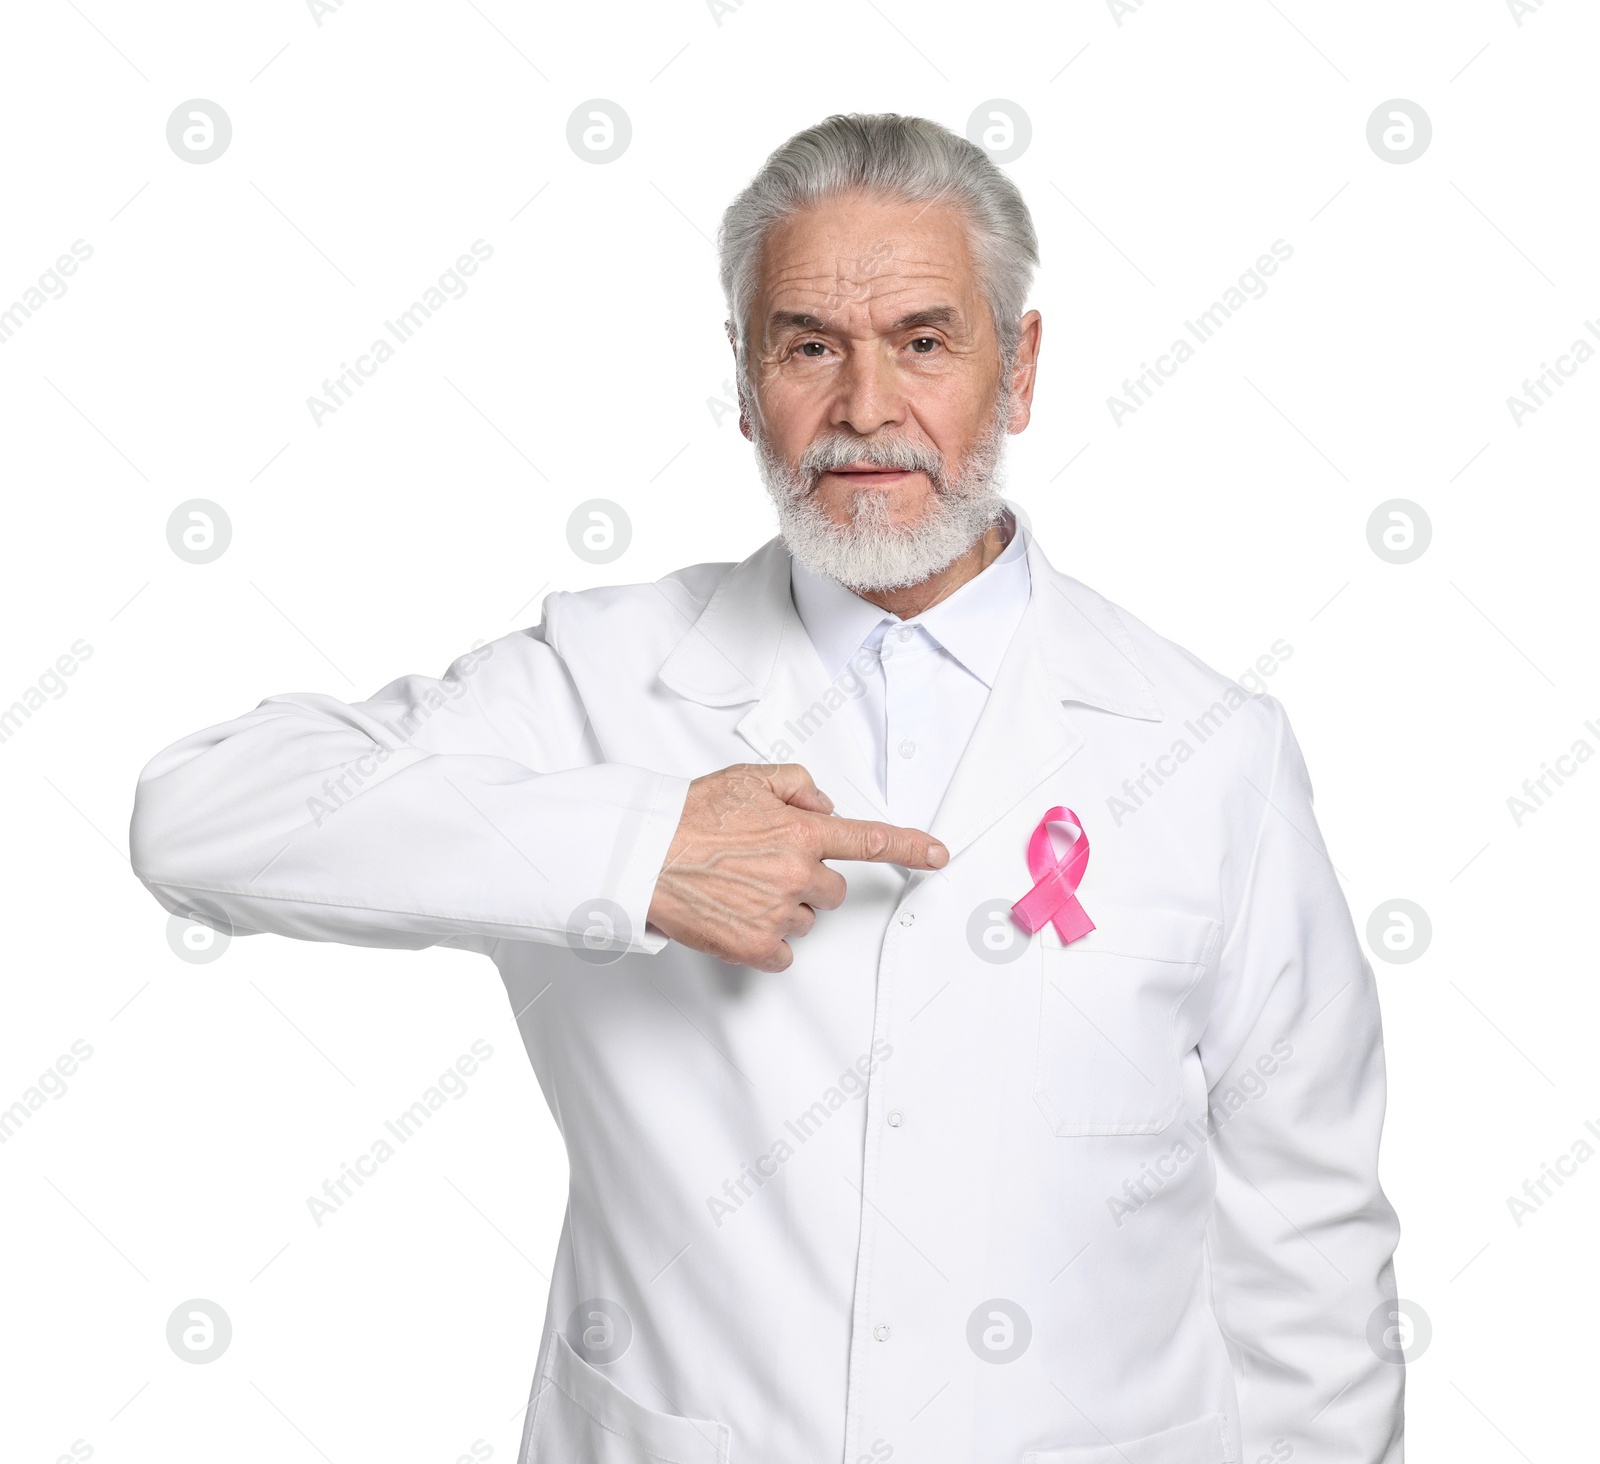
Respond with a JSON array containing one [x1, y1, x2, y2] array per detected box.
[[822, 465, 922, 483]]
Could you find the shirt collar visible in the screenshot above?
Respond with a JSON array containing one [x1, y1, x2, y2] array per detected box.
[[789, 510, 1032, 689], [659, 527, 1162, 722]]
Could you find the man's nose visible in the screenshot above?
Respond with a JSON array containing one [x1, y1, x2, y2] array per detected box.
[[829, 344, 906, 437]]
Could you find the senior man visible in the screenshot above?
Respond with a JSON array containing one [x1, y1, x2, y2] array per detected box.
[[131, 113, 1403, 1464]]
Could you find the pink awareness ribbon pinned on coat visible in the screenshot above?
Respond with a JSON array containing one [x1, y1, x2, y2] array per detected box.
[[1010, 806, 1096, 945]]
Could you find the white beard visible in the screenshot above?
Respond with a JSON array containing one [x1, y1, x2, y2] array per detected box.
[[751, 388, 1012, 593]]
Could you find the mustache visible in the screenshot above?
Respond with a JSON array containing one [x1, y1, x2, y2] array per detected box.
[[797, 433, 945, 483]]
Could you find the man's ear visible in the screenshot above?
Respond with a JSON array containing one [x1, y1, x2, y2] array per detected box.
[[728, 327, 754, 441], [1006, 309, 1043, 433]]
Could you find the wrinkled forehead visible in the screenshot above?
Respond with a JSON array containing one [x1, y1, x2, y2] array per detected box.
[[753, 191, 985, 339]]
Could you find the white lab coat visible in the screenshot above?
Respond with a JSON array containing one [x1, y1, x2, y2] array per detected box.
[[130, 529, 1403, 1464]]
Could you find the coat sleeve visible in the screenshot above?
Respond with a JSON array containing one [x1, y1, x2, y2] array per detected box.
[[1197, 695, 1404, 1463], [128, 611, 691, 956]]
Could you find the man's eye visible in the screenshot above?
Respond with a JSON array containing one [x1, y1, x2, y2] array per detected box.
[[909, 337, 938, 353], [798, 341, 828, 357]]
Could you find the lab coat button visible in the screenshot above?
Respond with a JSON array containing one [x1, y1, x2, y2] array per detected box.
[[874, 1323, 891, 1341], [887, 1110, 904, 1127], [898, 738, 917, 758], [898, 911, 915, 927]]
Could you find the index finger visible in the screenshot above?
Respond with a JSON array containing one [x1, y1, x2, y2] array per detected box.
[[806, 814, 948, 870]]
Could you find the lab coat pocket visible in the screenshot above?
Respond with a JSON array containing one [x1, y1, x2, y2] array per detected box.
[[1023, 1411, 1231, 1463], [1033, 904, 1220, 1137], [526, 1332, 732, 1464]]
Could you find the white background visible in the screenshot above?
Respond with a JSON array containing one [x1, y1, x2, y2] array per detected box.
[[2, 0, 1596, 1459]]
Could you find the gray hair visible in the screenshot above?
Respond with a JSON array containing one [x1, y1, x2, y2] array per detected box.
[[717, 112, 1039, 402]]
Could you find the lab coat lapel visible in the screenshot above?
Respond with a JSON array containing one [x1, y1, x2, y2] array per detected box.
[[925, 532, 1166, 863], [737, 660, 891, 824], [656, 536, 890, 822]]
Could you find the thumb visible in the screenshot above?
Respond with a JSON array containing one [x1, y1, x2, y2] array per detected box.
[[765, 762, 834, 815]]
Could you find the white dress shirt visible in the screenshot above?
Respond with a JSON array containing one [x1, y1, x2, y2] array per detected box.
[[789, 513, 1031, 831]]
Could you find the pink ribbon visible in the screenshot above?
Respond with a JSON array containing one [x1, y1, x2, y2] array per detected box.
[[1011, 806, 1095, 945]]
